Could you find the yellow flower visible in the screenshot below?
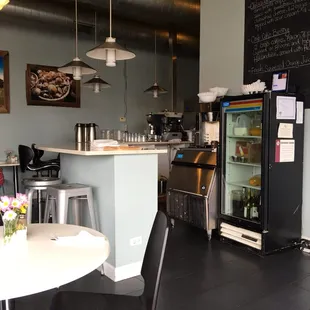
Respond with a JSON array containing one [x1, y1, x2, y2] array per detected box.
[[20, 206, 27, 214]]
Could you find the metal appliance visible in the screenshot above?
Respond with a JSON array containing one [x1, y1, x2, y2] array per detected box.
[[88, 123, 98, 142], [75, 123, 84, 143], [75, 123, 98, 143], [166, 148, 218, 240], [183, 97, 221, 147], [146, 111, 184, 141]]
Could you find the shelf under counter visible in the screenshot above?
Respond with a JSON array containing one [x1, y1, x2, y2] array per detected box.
[[227, 135, 261, 139], [227, 161, 261, 167], [227, 181, 261, 191], [126, 141, 192, 146]]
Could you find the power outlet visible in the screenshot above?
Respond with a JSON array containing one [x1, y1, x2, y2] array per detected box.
[[120, 117, 126, 122], [130, 236, 142, 246]]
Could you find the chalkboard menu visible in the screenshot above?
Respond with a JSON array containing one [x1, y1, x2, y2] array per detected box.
[[244, 0, 310, 107]]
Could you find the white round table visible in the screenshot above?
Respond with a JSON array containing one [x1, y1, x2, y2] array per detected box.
[[0, 224, 110, 305]]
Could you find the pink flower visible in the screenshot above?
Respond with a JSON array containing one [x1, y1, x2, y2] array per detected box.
[[16, 193, 28, 204], [0, 196, 12, 212], [11, 198, 22, 209]]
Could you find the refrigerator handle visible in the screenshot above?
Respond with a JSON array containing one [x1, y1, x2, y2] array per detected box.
[[216, 144, 221, 168]]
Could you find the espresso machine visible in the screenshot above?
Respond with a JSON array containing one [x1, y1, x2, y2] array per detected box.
[[183, 97, 221, 148], [146, 111, 185, 141]]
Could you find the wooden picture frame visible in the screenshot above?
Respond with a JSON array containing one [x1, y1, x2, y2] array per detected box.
[[26, 64, 80, 108], [0, 51, 10, 114]]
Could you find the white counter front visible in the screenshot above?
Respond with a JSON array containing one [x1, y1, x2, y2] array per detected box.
[[38, 144, 162, 282]]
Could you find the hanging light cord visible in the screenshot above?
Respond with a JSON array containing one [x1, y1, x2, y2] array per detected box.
[[109, 0, 112, 38], [123, 61, 128, 121], [154, 30, 157, 83], [75, 0, 78, 58], [94, 12, 97, 46], [94, 12, 100, 69]]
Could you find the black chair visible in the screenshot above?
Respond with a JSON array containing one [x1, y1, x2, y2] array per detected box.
[[18, 145, 60, 177], [31, 144, 60, 177], [31, 143, 44, 165], [50, 211, 170, 310]]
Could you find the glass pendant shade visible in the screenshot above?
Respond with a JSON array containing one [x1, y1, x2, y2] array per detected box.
[[86, 0, 135, 66], [144, 30, 167, 98], [58, 0, 96, 80], [83, 75, 111, 93], [87, 37, 135, 66], [144, 82, 168, 98], [58, 57, 96, 80]]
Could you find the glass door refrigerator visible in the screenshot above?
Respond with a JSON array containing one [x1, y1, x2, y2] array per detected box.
[[219, 93, 304, 254]]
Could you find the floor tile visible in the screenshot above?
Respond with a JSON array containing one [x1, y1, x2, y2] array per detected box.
[[13, 220, 310, 310]]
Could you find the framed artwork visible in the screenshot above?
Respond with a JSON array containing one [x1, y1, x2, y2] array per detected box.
[[0, 51, 10, 113], [26, 64, 80, 108]]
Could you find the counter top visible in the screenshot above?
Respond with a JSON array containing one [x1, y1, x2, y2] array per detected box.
[[37, 145, 167, 156], [128, 141, 192, 146]]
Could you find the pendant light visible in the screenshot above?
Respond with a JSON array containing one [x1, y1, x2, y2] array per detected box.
[[86, 0, 136, 67], [58, 0, 96, 80], [0, 0, 9, 10], [84, 13, 111, 93], [144, 30, 168, 98]]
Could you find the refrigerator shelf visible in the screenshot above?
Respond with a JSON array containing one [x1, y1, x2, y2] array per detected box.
[[227, 135, 261, 139], [228, 161, 261, 167], [227, 181, 261, 190]]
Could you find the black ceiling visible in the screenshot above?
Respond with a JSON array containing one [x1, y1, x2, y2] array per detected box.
[[3, 0, 200, 56], [60, 0, 200, 37]]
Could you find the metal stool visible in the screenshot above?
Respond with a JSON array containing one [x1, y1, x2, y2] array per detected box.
[[24, 177, 62, 224], [43, 183, 97, 230]]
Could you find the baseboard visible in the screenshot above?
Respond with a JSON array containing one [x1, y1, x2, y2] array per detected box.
[[103, 261, 143, 282]]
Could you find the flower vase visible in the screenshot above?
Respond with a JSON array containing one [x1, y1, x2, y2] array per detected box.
[[3, 214, 27, 245]]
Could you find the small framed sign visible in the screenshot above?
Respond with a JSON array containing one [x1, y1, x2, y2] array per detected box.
[[0, 51, 10, 113]]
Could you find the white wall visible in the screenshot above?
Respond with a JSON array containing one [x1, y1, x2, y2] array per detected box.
[[199, 0, 245, 94], [0, 19, 198, 193], [200, 0, 310, 239]]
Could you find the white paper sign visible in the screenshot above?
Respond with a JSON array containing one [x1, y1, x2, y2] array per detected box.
[[276, 96, 296, 120], [277, 123, 293, 138], [275, 140, 295, 163], [296, 101, 304, 124]]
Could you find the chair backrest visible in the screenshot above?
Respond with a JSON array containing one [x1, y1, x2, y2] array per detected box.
[[18, 145, 34, 173], [141, 211, 169, 310], [31, 143, 44, 164]]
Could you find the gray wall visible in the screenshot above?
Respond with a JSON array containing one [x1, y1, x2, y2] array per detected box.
[[0, 19, 198, 194], [200, 0, 310, 239]]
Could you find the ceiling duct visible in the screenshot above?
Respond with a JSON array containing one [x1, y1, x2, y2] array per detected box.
[[75, 0, 200, 35], [1, 0, 199, 56]]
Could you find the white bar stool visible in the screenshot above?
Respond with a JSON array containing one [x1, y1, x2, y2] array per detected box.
[[24, 177, 62, 224], [43, 183, 98, 230]]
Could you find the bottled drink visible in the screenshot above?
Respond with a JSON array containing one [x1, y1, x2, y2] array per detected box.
[[244, 189, 251, 219], [250, 192, 259, 220], [241, 187, 247, 218]]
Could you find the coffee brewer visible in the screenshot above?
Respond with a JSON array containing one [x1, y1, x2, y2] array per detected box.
[[146, 111, 185, 141]]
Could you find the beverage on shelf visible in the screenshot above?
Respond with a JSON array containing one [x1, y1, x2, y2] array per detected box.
[[244, 189, 251, 219], [250, 190, 259, 220], [232, 189, 244, 218]]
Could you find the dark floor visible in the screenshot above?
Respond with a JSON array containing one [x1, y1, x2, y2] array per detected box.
[[16, 221, 310, 310]]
